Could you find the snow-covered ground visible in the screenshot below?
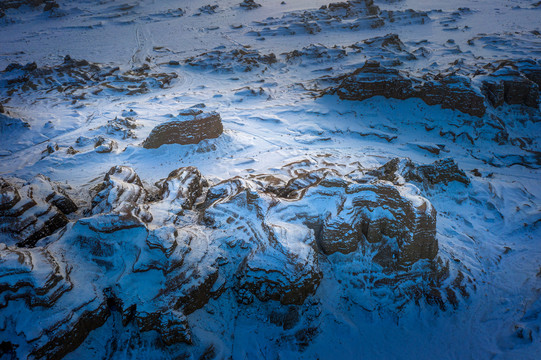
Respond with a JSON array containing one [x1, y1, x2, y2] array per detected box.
[[0, 1, 540, 359]]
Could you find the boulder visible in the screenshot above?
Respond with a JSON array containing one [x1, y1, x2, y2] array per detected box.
[[94, 137, 117, 153]]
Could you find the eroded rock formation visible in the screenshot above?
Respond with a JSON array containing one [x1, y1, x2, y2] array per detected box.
[[0, 160, 472, 358], [0, 175, 77, 247], [330, 58, 540, 117], [480, 63, 540, 108], [143, 109, 223, 148], [0, 56, 178, 102], [331, 60, 486, 117]]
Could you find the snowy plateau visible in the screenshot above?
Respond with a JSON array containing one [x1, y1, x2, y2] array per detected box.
[[0, 0, 540, 359]]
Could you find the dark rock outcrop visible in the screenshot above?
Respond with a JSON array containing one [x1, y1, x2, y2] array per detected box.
[[248, 1, 427, 37], [333, 60, 415, 101], [368, 157, 470, 187], [331, 61, 487, 117], [406, 158, 470, 186], [0, 246, 72, 309], [481, 66, 539, 108], [236, 224, 322, 305], [1, 57, 177, 102], [185, 48, 277, 72], [136, 310, 191, 345], [90, 165, 151, 223], [93, 137, 117, 153], [31, 302, 110, 360], [143, 109, 223, 148], [318, 181, 438, 268], [240, 0, 261, 9], [0, 0, 47, 10], [419, 74, 486, 117]]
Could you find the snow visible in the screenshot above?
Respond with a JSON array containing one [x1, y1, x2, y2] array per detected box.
[[0, 0, 540, 359]]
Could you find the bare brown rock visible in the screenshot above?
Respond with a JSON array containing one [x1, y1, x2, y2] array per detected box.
[[419, 74, 486, 117], [143, 109, 223, 149], [333, 60, 415, 101], [481, 67, 539, 108], [331, 61, 487, 117]]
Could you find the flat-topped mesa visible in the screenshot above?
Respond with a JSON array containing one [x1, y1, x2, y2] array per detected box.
[[142, 109, 223, 149]]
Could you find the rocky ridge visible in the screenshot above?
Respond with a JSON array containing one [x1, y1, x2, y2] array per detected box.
[[0, 158, 472, 358], [0, 56, 178, 103], [247, 0, 429, 37], [327, 60, 540, 117]]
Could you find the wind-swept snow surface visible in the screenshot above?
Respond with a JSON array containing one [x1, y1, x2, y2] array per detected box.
[[0, 1, 540, 359]]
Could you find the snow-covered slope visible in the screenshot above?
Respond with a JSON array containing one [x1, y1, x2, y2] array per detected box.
[[0, 1, 540, 359]]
